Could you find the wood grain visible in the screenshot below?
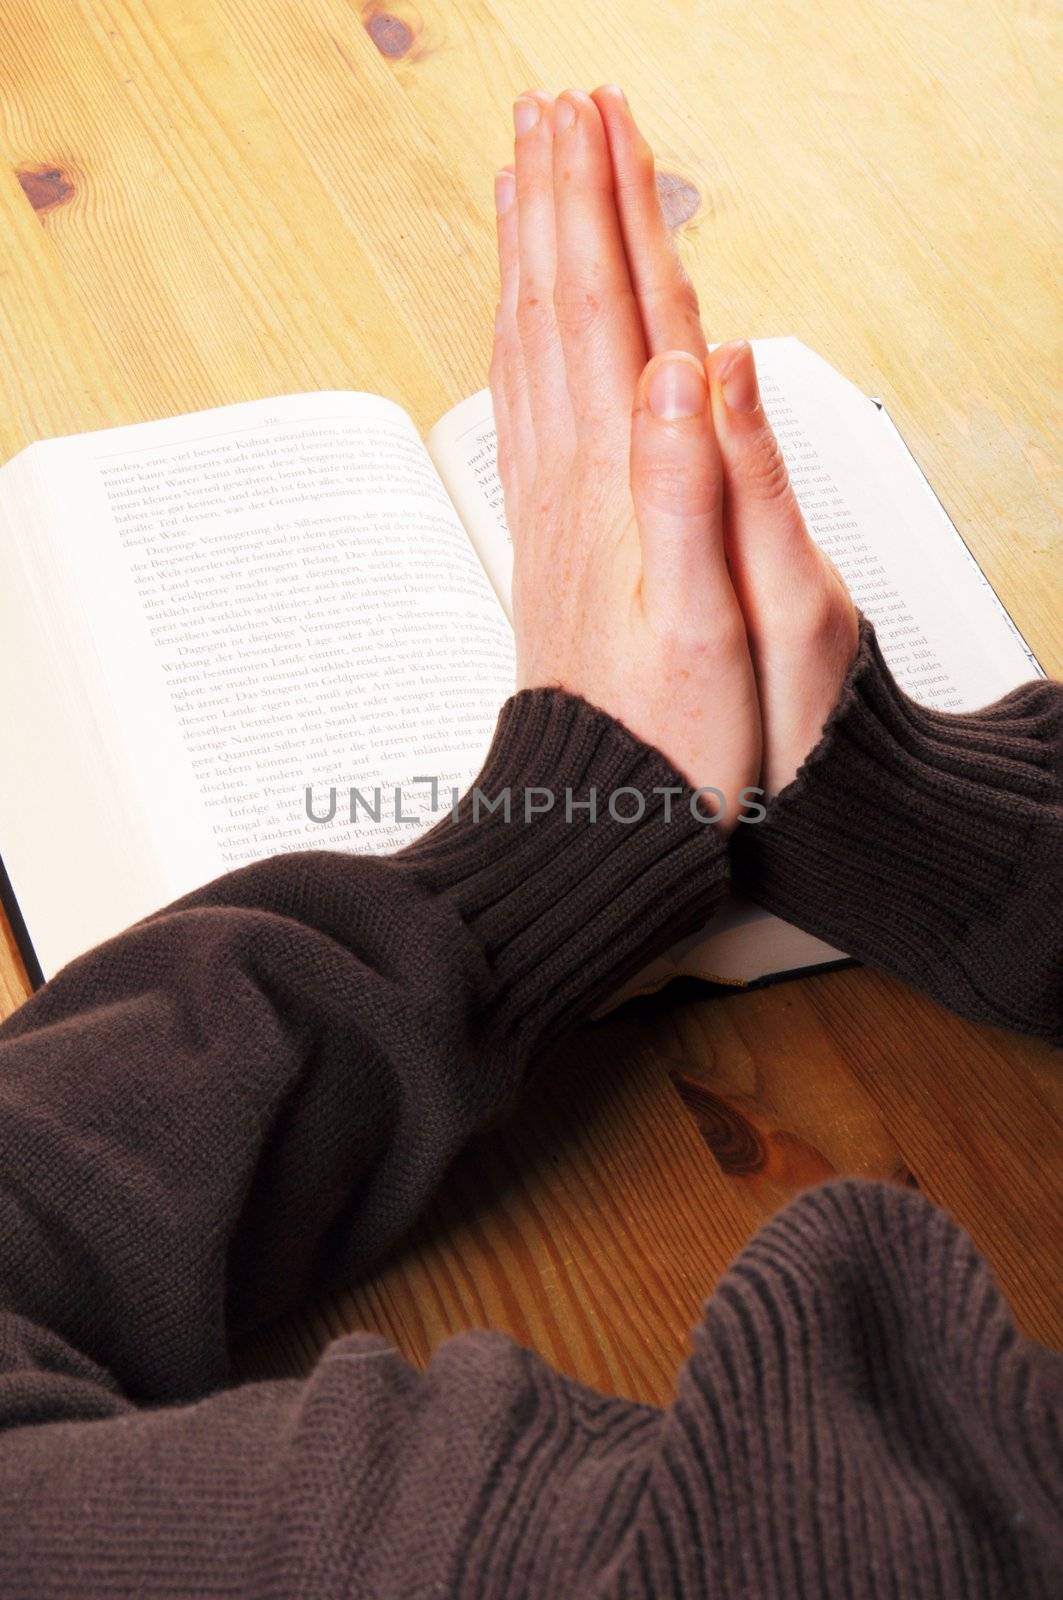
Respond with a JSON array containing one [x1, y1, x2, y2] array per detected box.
[[239, 1020, 759, 1402], [640, 970, 1063, 1346], [1, 0, 1060, 1389]]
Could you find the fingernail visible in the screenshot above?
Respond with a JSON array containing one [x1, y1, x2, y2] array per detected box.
[[716, 340, 759, 412], [602, 84, 626, 102], [555, 96, 577, 133], [494, 169, 515, 214], [647, 355, 707, 419], [514, 97, 540, 136]]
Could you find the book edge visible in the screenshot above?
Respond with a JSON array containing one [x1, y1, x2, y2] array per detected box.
[[0, 848, 44, 993], [869, 399, 1045, 677]]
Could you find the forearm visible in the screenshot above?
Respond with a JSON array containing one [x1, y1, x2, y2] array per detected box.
[[0, 687, 727, 1410], [734, 615, 1063, 1041], [4, 1181, 1057, 1600]]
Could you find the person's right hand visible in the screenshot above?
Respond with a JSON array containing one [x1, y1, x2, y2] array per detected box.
[[591, 86, 859, 797]]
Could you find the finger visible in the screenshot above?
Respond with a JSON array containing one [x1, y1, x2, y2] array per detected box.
[[489, 305, 519, 532], [630, 350, 730, 623], [591, 84, 707, 361], [706, 341, 821, 617], [491, 165, 532, 524], [551, 89, 647, 441], [512, 91, 571, 442]]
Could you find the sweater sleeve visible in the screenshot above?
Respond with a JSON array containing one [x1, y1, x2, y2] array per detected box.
[[2, 684, 1060, 1600], [732, 614, 1063, 1042], [0, 687, 727, 1593]]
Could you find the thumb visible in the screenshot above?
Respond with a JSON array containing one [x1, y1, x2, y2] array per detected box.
[[706, 340, 814, 579], [630, 350, 730, 621]]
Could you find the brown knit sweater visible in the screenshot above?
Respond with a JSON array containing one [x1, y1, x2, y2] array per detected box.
[[0, 616, 1060, 1597]]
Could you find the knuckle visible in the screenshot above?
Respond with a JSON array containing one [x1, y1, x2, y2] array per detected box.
[[809, 585, 858, 655], [673, 268, 701, 318], [638, 456, 722, 519], [516, 285, 551, 341], [646, 270, 700, 323], [553, 282, 604, 338], [792, 590, 837, 642], [615, 147, 656, 199], [635, 142, 659, 191], [743, 434, 792, 503], [528, 472, 559, 519], [508, 355, 531, 406], [651, 604, 746, 664], [701, 608, 749, 664], [775, 570, 857, 656]]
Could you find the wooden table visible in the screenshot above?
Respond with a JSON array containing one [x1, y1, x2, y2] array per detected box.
[[1, 0, 1059, 1396]]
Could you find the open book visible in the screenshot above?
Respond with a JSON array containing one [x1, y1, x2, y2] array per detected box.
[[0, 338, 1043, 992]]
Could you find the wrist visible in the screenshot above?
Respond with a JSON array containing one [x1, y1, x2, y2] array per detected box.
[[401, 687, 730, 1049], [733, 614, 1063, 1037]]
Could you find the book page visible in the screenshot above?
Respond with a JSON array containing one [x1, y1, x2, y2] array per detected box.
[[746, 337, 1041, 708], [426, 391, 514, 618], [428, 341, 1040, 709], [0, 390, 515, 978], [0, 446, 166, 980]]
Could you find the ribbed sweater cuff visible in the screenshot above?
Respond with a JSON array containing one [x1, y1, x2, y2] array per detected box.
[[733, 614, 1063, 1039], [400, 689, 729, 1048]]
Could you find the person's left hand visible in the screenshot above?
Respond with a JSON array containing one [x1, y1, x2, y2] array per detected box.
[[489, 89, 761, 823]]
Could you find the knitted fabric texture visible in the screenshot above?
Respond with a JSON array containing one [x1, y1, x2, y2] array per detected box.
[[0, 626, 1060, 1596]]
